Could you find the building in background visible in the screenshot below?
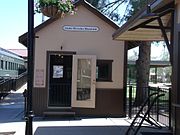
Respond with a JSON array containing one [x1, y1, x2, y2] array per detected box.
[[0, 47, 25, 79], [8, 49, 27, 69]]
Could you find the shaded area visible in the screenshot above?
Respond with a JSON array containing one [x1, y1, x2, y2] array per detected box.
[[34, 125, 172, 135], [34, 126, 124, 135], [141, 132, 173, 135]]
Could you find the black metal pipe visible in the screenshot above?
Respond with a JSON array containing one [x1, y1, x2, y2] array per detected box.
[[147, 86, 150, 119], [25, 0, 34, 134], [169, 9, 174, 130], [128, 86, 132, 119], [169, 88, 172, 130], [157, 87, 160, 122]]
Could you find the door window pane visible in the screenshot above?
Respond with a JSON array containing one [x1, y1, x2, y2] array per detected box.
[[77, 59, 91, 100]]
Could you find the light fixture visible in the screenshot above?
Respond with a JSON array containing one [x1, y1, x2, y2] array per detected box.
[[60, 45, 63, 50]]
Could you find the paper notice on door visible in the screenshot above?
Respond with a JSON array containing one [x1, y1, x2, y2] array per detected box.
[[53, 65, 63, 78], [35, 69, 44, 87]]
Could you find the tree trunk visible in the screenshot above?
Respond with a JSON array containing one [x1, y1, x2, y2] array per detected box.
[[134, 41, 151, 106]]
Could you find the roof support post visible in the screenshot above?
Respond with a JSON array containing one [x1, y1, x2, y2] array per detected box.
[[170, 11, 174, 66], [157, 16, 173, 64]]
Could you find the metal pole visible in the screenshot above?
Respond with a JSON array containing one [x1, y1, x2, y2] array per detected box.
[[25, 0, 34, 134], [157, 87, 160, 122], [147, 86, 150, 119], [169, 88, 172, 130], [129, 86, 132, 119]]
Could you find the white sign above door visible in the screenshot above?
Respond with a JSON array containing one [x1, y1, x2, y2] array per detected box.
[[63, 25, 99, 32]]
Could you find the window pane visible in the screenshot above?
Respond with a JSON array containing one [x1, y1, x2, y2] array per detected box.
[[96, 60, 112, 81], [5, 61, 7, 70], [77, 59, 91, 100], [1, 60, 3, 69], [8, 62, 10, 70], [98, 64, 109, 79]]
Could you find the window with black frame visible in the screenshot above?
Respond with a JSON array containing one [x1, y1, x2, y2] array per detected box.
[[96, 60, 113, 82], [0, 60, 3, 69]]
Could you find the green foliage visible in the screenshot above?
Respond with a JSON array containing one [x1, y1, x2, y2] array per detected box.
[[130, 0, 147, 15], [86, 0, 148, 24], [38, 0, 59, 6], [86, 0, 100, 7], [86, 0, 125, 23], [123, 0, 147, 21], [35, 0, 75, 14]]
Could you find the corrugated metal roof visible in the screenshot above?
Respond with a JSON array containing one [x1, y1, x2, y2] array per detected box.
[[0, 48, 23, 60], [128, 60, 171, 67], [8, 49, 27, 58]]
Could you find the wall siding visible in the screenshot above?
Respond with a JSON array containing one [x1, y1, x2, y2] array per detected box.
[[32, 87, 125, 117]]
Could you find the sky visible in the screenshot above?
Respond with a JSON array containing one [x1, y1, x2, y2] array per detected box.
[[0, 0, 42, 49]]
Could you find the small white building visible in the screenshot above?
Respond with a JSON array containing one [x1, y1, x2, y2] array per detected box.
[[19, 0, 126, 117]]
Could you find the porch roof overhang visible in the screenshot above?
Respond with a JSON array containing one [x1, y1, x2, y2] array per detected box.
[[113, 0, 174, 42], [128, 60, 171, 68]]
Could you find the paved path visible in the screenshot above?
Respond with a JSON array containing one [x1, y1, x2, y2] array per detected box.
[[0, 92, 24, 122], [0, 83, 131, 135], [0, 84, 26, 134], [0, 83, 171, 135]]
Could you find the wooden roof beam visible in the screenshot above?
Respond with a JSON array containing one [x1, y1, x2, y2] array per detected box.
[[136, 25, 171, 30], [129, 8, 174, 31]]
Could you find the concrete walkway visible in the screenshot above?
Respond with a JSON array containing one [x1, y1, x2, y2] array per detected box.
[[0, 83, 131, 135], [0, 83, 171, 135], [0, 84, 26, 135]]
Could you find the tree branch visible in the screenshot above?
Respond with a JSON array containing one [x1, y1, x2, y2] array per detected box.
[[98, 0, 121, 9], [109, 1, 125, 16]]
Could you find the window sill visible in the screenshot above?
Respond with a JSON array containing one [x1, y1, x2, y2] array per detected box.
[[96, 80, 113, 82]]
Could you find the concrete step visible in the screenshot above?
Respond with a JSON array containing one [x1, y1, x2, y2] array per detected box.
[[0, 131, 16, 135], [43, 110, 75, 117]]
